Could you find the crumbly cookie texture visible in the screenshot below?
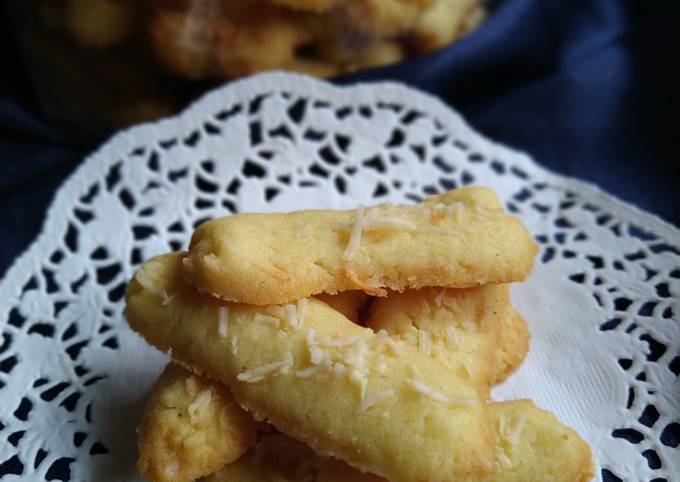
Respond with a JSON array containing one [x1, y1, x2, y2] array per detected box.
[[127, 253, 494, 482], [182, 186, 539, 305], [365, 285, 530, 398], [137, 363, 257, 482]]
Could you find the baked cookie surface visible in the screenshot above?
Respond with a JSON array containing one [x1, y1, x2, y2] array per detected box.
[[182, 187, 538, 305], [366, 285, 530, 396]]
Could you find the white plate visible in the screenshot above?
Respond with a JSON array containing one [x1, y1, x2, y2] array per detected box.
[[1, 72, 678, 482]]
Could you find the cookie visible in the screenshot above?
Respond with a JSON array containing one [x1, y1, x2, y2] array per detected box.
[[365, 285, 529, 394], [127, 253, 494, 482], [182, 186, 539, 305], [137, 363, 257, 482], [203, 402, 592, 482], [408, 0, 480, 53]]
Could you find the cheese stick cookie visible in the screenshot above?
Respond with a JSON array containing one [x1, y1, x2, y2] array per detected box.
[[194, 403, 593, 482], [127, 253, 494, 482], [137, 363, 257, 482], [366, 285, 529, 396], [316, 290, 370, 324], [182, 186, 538, 305]]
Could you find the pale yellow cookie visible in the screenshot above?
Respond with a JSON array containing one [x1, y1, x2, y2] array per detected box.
[[409, 0, 480, 53], [127, 253, 494, 482], [137, 363, 257, 482], [365, 285, 529, 395], [182, 186, 538, 305], [181, 401, 593, 482]]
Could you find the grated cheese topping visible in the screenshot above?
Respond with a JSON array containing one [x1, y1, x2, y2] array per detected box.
[[505, 415, 526, 445], [253, 313, 281, 328], [135, 267, 170, 302], [434, 289, 447, 307], [187, 388, 212, 424], [304, 328, 374, 401], [362, 207, 417, 231], [217, 307, 229, 337], [358, 388, 395, 413], [237, 353, 294, 383], [418, 330, 433, 356], [295, 366, 321, 378], [409, 379, 476, 406], [445, 326, 460, 348], [161, 293, 175, 306], [203, 253, 222, 273], [229, 335, 239, 355], [284, 304, 300, 331], [496, 447, 513, 468], [343, 207, 365, 261], [374, 329, 402, 356], [297, 298, 309, 325]]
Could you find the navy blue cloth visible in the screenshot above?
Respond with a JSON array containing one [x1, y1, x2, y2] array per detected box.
[[1, 0, 678, 276]]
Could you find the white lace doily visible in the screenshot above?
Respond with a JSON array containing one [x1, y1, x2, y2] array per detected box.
[[0, 72, 678, 482]]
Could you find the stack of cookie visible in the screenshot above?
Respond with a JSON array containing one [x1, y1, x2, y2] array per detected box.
[[53, 0, 486, 80], [126, 186, 594, 482]]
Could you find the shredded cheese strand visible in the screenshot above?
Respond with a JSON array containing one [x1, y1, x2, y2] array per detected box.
[[284, 304, 300, 331], [187, 389, 212, 424], [295, 366, 321, 378], [434, 289, 447, 307], [418, 330, 433, 356], [506, 415, 526, 445], [358, 388, 395, 413], [343, 206, 365, 260], [237, 353, 294, 383], [409, 379, 476, 406], [217, 306, 229, 337], [253, 313, 280, 328], [296, 298, 309, 326]]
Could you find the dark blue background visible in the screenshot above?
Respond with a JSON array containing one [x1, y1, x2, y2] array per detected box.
[[1, 0, 678, 277]]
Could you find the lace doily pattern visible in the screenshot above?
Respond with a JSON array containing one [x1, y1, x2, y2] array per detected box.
[[0, 73, 677, 482]]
